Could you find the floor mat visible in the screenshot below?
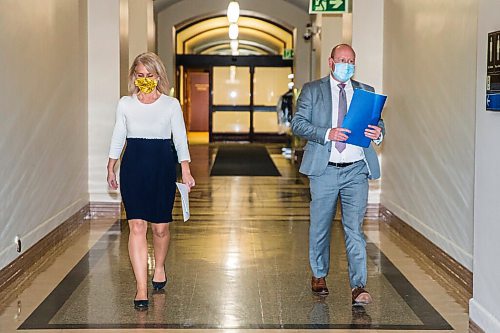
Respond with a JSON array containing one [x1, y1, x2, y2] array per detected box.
[[210, 145, 281, 176]]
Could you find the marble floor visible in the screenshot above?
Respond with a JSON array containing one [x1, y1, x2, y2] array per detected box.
[[0, 144, 469, 332]]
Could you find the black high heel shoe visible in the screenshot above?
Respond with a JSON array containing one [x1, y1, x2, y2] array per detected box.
[[134, 299, 149, 310], [152, 277, 167, 290]]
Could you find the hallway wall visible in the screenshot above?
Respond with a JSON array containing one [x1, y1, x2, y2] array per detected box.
[[88, 0, 154, 203], [470, 0, 500, 330], [156, 0, 310, 90], [381, 0, 477, 269], [317, 15, 344, 77], [88, 0, 122, 203], [0, 0, 88, 270], [351, 0, 384, 205], [352, 0, 384, 93], [128, 0, 155, 65]]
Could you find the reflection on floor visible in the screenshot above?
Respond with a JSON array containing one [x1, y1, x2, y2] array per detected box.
[[0, 145, 469, 332], [187, 131, 209, 144]]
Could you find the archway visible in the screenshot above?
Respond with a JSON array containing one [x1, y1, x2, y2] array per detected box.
[[175, 14, 295, 142]]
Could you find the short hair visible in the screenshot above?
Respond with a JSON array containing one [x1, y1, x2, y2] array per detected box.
[[128, 52, 170, 95], [330, 44, 356, 59]]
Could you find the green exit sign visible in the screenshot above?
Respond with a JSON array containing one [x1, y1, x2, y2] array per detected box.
[[309, 0, 349, 14], [283, 48, 294, 60]]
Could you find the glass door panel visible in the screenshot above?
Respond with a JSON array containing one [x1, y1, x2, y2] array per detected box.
[[213, 66, 250, 105], [210, 65, 292, 139], [212, 111, 250, 133], [253, 67, 291, 106], [212, 66, 250, 136], [254, 112, 279, 133], [253, 67, 292, 133]]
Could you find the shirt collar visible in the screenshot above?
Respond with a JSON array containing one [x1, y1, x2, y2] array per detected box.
[[329, 74, 353, 90]]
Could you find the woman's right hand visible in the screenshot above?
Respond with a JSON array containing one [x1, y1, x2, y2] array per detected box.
[[107, 171, 119, 190]]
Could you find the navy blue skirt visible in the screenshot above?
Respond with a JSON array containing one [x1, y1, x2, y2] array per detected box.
[[120, 138, 177, 223]]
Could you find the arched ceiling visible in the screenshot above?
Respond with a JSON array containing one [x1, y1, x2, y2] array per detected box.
[[154, 0, 309, 13], [176, 16, 293, 55]]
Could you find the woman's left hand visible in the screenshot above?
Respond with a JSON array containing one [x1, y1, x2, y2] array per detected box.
[[182, 172, 195, 192], [180, 160, 195, 192]]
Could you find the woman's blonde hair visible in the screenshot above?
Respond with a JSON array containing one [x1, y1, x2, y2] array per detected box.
[[128, 52, 170, 95]]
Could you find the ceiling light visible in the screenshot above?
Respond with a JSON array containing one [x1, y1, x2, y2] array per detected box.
[[228, 23, 239, 40], [230, 40, 239, 52], [227, 1, 240, 23]]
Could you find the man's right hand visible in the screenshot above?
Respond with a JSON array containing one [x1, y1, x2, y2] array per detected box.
[[328, 127, 351, 142]]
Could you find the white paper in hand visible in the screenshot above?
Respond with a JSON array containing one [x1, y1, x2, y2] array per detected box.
[[175, 182, 190, 222]]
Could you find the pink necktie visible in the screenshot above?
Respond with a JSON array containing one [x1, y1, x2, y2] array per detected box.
[[335, 83, 347, 153]]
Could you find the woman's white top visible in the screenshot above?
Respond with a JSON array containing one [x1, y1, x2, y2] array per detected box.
[[108, 94, 191, 162]]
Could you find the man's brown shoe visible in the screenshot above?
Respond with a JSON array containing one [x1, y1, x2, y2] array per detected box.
[[352, 287, 372, 305], [311, 276, 329, 296]]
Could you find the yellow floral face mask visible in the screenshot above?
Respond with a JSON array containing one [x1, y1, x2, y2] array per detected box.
[[134, 77, 158, 94]]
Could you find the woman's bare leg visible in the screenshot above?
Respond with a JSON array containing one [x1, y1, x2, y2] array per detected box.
[[151, 223, 170, 282], [128, 219, 148, 300]]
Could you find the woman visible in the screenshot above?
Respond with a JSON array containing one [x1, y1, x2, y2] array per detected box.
[[107, 52, 195, 310]]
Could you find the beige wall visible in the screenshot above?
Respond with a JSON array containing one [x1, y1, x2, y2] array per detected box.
[[470, 0, 500, 330], [129, 0, 155, 64], [120, 0, 130, 97], [88, 0, 122, 203], [308, 12, 351, 81], [381, 0, 477, 269], [147, 2, 155, 52], [156, 0, 311, 90], [88, 0, 155, 203], [0, 0, 88, 270], [352, 0, 384, 93], [318, 15, 344, 77], [351, 0, 384, 205], [129, 0, 147, 62]]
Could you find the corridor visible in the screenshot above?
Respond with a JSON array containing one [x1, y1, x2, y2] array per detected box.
[[0, 145, 469, 332]]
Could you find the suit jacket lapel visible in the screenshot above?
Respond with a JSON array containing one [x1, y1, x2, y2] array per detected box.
[[320, 76, 332, 126]]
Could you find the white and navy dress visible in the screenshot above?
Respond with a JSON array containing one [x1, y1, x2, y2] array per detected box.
[[109, 94, 190, 223]]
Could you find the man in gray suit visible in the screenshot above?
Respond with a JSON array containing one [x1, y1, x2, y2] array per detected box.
[[292, 44, 385, 305]]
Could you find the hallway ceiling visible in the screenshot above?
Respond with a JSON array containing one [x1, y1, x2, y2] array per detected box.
[[153, 0, 309, 13], [176, 16, 293, 55]]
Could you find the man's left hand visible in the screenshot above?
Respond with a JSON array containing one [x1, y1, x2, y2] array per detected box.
[[364, 125, 382, 140]]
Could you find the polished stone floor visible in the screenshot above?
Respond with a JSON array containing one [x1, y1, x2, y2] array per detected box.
[[0, 144, 469, 332]]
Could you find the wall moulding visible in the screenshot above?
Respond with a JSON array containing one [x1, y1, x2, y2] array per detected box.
[[380, 205, 472, 306]]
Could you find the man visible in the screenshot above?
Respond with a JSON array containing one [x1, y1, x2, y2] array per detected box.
[[291, 44, 385, 305]]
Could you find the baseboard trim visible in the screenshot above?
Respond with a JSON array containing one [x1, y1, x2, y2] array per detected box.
[[0, 204, 89, 293], [380, 205, 472, 300], [365, 203, 381, 219], [469, 319, 485, 333], [89, 201, 121, 218], [469, 298, 500, 333]]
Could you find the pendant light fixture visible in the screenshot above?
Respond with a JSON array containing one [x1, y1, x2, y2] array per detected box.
[[227, 1, 240, 23]]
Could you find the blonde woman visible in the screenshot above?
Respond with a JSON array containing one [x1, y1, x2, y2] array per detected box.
[[107, 52, 195, 310]]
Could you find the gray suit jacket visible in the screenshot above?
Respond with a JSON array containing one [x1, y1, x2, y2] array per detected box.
[[291, 76, 385, 179]]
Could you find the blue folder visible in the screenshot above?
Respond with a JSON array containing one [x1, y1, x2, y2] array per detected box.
[[341, 88, 387, 148], [486, 92, 500, 111]]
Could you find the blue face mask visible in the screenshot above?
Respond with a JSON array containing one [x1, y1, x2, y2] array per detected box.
[[332, 62, 355, 82]]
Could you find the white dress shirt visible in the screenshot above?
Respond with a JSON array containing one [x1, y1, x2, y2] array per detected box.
[[325, 76, 365, 163]]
